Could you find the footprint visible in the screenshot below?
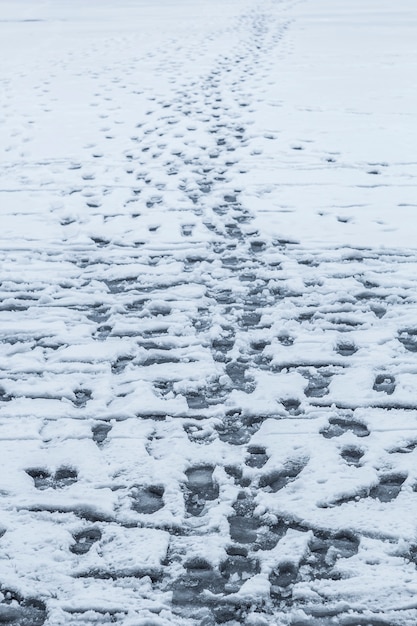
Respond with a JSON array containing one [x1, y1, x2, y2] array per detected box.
[[197, 181, 212, 194], [259, 460, 305, 492], [91, 422, 112, 446], [91, 237, 110, 248], [228, 492, 260, 544], [216, 412, 262, 445], [281, 398, 302, 415], [255, 519, 288, 551], [240, 309, 262, 329], [277, 333, 294, 346], [26, 468, 52, 490], [340, 446, 364, 466], [370, 474, 406, 502], [330, 532, 360, 558], [303, 370, 332, 398], [302, 530, 359, 579], [245, 445, 268, 468], [70, 527, 102, 555], [172, 558, 224, 606], [183, 423, 215, 445], [111, 356, 133, 374], [225, 465, 251, 488], [186, 394, 209, 410], [212, 334, 235, 354], [26, 467, 77, 489], [0, 592, 46, 626], [222, 255, 240, 269], [212, 603, 250, 625], [250, 339, 268, 352], [95, 324, 112, 340], [212, 288, 234, 305], [336, 342, 357, 357], [181, 224, 194, 236], [373, 374, 395, 395], [269, 561, 298, 597], [131, 485, 164, 514], [370, 304, 386, 319], [73, 389, 92, 408], [321, 417, 369, 439], [225, 360, 254, 392], [398, 328, 417, 352], [185, 466, 219, 516], [390, 440, 417, 454], [228, 515, 260, 545], [0, 386, 11, 402], [220, 546, 260, 592], [54, 467, 78, 488], [250, 240, 266, 252]]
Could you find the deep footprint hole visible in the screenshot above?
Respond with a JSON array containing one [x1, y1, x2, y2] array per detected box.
[[373, 374, 395, 395], [336, 342, 357, 356], [54, 467, 78, 488], [26, 468, 52, 490], [370, 473, 407, 502], [70, 527, 102, 555], [185, 466, 219, 516], [131, 484, 165, 514], [269, 561, 298, 593], [398, 328, 417, 352], [73, 389, 92, 408], [340, 446, 364, 466], [228, 491, 259, 544], [91, 422, 112, 445]]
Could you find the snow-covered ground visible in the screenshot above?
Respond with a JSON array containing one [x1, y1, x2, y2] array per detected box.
[[1, 0, 417, 624]]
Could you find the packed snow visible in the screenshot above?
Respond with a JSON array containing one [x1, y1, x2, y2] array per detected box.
[[1, 0, 417, 624]]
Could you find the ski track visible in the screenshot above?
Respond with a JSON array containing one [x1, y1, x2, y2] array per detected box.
[[1, 0, 417, 624]]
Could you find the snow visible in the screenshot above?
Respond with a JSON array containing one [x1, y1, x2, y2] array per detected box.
[[1, 0, 417, 624]]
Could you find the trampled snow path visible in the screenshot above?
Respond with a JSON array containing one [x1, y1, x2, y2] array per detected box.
[[1, 0, 417, 624]]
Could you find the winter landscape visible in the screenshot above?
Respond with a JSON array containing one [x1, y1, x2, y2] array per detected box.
[[1, 0, 417, 624]]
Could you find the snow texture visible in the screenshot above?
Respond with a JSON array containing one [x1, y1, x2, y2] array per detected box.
[[1, 0, 417, 624]]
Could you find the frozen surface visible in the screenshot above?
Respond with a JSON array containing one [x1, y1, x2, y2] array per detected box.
[[1, 0, 417, 624]]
